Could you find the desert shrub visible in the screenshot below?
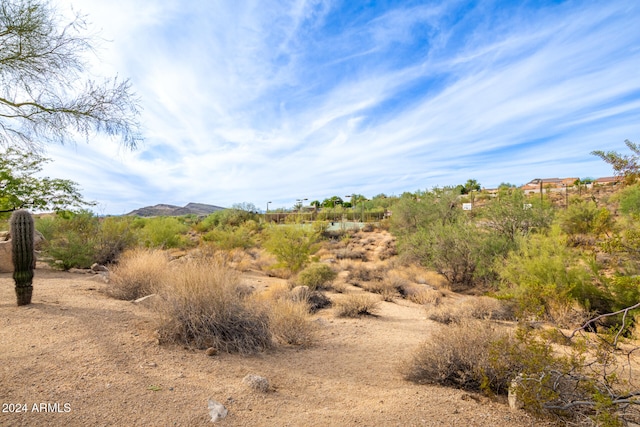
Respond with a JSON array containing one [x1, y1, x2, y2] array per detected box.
[[404, 285, 442, 305], [268, 299, 316, 347], [466, 296, 515, 321], [263, 225, 320, 273], [362, 222, 374, 232], [94, 216, 139, 264], [616, 183, 640, 217], [40, 210, 100, 269], [335, 247, 367, 260], [295, 263, 337, 291], [558, 200, 613, 238], [203, 225, 256, 250], [362, 280, 398, 301], [136, 216, 191, 249], [108, 248, 168, 300], [427, 297, 515, 324], [293, 287, 332, 313], [481, 188, 553, 242], [345, 263, 386, 284], [399, 219, 510, 291], [334, 294, 380, 317], [155, 256, 272, 354], [427, 305, 463, 325], [402, 320, 517, 391], [195, 206, 259, 231], [40, 212, 138, 269], [34, 215, 56, 241], [498, 227, 594, 325], [404, 319, 637, 424]]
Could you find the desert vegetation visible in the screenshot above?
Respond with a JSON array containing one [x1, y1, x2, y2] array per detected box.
[[3, 162, 640, 424]]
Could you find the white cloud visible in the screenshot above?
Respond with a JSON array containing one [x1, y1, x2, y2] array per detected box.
[[39, 0, 640, 213]]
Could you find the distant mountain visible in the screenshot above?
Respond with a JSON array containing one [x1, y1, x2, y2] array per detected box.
[[126, 202, 226, 217]]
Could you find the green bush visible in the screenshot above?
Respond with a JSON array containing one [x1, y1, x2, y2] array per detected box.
[[40, 211, 100, 269], [94, 216, 138, 264], [296, 263, 337, 291], [203, 223, 257, 250], [37, 212, 139, 269], [617, 183, 640, 217], [263, 225, 320, 273], [195, 206, 258, 232], [400, 220, 510, 290], [497, 226, 593, 324], [136, 216, 190, 248], [481, 188, 553, 242], [558, 200, 613, 237]]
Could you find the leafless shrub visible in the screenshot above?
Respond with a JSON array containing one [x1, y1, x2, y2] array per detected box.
[[401, 320, 514, 391], [334, 294, 380, 317]]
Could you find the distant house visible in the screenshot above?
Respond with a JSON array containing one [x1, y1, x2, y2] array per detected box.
[[594, 176, 622, 186], [521, 178, 578, 193]]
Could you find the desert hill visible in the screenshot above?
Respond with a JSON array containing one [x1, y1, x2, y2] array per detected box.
[[126, 202, 225, 217]]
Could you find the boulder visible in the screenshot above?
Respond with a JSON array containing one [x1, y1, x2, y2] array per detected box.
[[0, 240, 12, 273], [0, 231, 45, 273]]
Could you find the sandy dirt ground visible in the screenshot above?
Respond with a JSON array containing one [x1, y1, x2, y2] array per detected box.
[[0, 268, 553, 427]]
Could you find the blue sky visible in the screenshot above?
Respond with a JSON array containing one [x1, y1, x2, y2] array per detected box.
[[43, 0, 640, 214]]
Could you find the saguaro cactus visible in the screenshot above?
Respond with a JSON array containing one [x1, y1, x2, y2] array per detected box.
[[10, 210, 35, 306]]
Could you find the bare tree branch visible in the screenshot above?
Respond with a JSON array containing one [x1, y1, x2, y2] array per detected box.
[[0, 0, 141, 150]]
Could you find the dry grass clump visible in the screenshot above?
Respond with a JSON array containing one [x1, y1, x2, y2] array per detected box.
[[268, 299, 316, 347], [427, 296, 514, 324], [345, 262, 387, 285], [363, 280, 398, 302], [404, 285, 443, 305], [401, 319, 515, 393], [334, 293, 380, 317], [427, 305, 463, 325], [335, 248, 367, 261], [465, 296, 515, 321], [107, 248, 169, 300], [155, 256, 272, 354]]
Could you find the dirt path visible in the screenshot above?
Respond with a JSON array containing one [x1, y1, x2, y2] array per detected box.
[[0, 269, 549, 426]]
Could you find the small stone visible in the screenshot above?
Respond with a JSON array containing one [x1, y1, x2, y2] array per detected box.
[[242, 374, 270, 393], [207, 399, 228, 422], [205, 347, 218, 356]]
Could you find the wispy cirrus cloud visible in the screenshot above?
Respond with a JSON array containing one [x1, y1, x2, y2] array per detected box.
[[40, 0, 640, 213]]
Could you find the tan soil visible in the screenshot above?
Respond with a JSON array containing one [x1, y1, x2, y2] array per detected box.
[[0, 267, 551, 427]]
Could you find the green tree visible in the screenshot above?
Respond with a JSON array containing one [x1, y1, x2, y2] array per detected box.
[[391, 187, 461, 235], [0, 0, 140, 149], [0, 146, 93, 213], [481, 188, 552, 243], [264, 225, 319, 273], [591, 140, 640, 185], [322, 196, 343, 208], [457, 179, 481, 194]]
